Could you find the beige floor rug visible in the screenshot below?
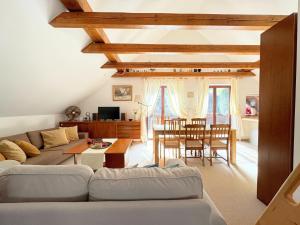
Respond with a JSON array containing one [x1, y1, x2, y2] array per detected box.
[[188, 143, 266, 225]]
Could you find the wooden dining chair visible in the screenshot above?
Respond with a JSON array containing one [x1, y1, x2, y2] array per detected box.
[[190, 118, 206, 156], [208, 124, 231, 166], [160, 119, 181, 165], [177, 117, 187, 148], [191, 118, 207, 126], [184, 124, 206, 166]]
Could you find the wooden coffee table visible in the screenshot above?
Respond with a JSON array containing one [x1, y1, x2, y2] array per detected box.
[[64, 139, 132, 168]]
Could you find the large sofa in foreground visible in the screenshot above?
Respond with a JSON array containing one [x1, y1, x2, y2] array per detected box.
[[0, 128, 88, 165], [0, 159, 227, 225]]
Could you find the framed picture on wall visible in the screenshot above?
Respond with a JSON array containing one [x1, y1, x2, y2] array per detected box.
[[112, 85, 133, 101], [245, 95, 259, 116]]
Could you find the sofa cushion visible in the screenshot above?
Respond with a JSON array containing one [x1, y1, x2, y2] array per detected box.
[[26, 128, 55, 149], [0, 133, 30, 143], [41, 129, 69, 149], [0, 140, 27, 163], [59, 126, 79, 141], [0, 165, 94, 202], [89, 167, 203, 201], [23, 150, 69, 165], [15, 140, 40, 157], [40, 139, 86, 152]]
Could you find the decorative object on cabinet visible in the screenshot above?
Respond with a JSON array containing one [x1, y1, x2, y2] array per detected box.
[[65, 106, 81, 121], [84, 112, 91, 121]]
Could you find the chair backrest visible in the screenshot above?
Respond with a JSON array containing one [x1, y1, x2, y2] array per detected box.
[[191, 118, 207, 126], [163, 119, 179, 140], [210, 124, 231, 143], [185, 124, 206, 141], [177, 118, 187, 128], [177, 118, 187, 138]]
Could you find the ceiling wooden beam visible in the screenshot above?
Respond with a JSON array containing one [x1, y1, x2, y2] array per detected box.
[[102, 61, 260, 69], [58, 0, 120, 62], [50, 12, 286, 30], [112, 71, 256, 78], [83, 43, 260, 55]]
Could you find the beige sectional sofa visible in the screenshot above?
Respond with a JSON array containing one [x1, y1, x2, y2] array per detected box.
[[0, 159, 227, 225], [0, 128, 88, 165]]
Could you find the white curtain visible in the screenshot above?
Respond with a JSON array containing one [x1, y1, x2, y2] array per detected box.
[[140, 79, 162, 142], [195, 78, 210, 118], [230, 78, 244, 139], [140, 78, 187, 141], [163, 79, 187, 118]]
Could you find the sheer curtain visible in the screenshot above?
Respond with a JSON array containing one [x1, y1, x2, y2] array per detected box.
[[141, 79, 162, 141], [141, 78, 187, 141], [230, 78, 244, 139], [163, 79, 187, 118], [195, 78, 209, 118]]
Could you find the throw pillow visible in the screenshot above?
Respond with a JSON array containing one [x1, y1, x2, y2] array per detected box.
[[127, 163, 139, 168], [164, 163, 180, 168], [41, 129, 69, 149], [0, 140, 26, 163], [143, 163, 159, 168], [59, 126, 79, 141], [0, 153, 5, 161], [15, 140, 41, 157]]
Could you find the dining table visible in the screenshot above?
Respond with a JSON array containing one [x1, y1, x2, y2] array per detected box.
[[152, 124, 237, 165]]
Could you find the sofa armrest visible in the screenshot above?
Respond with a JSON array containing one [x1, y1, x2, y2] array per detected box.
[[0, 160, 20, 173], [78, 132, 89, 139]]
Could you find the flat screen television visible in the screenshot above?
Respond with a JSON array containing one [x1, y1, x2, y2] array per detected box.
[[98, 107, 120, 120]]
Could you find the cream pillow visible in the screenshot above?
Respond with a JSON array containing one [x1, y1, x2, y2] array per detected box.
[[59, 126, 79, 141], [41, 129, 69, 149], [0, 140, 26, 163]]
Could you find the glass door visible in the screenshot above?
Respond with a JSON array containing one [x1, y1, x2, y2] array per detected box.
[[207, 86, 231, 125], [148, 86, 178, 138]]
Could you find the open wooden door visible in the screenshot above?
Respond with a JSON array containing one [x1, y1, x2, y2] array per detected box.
[[258, 13, 297, 205]]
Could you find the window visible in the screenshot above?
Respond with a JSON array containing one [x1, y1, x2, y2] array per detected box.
[[148, 86, 178, 138], [207, 86, 231, 125]]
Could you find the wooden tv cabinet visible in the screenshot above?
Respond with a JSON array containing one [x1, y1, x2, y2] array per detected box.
[[60, 120, 141, 139]]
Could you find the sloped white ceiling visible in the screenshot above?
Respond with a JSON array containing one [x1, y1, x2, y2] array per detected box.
[[0, 0, 298, 116], [0, 0, 111, 116]]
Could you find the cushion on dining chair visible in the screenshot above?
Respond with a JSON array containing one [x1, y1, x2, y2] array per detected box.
[[186, 140, 203, 148], [162, 140, 180, 148], [210, 140, 227, 148]]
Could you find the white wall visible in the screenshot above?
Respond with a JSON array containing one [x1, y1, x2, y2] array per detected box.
[[0, 114, 63, 137], [78, 78, 144, 120], [239, 76, 259, 145], [294, 4, 300, 169]]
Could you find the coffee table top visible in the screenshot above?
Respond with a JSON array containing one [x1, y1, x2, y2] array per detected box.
[[64, 138, 132, 155], [105, 139, 132, 154], [64, 141, 89, 154], [82, 139, 117, 155]]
